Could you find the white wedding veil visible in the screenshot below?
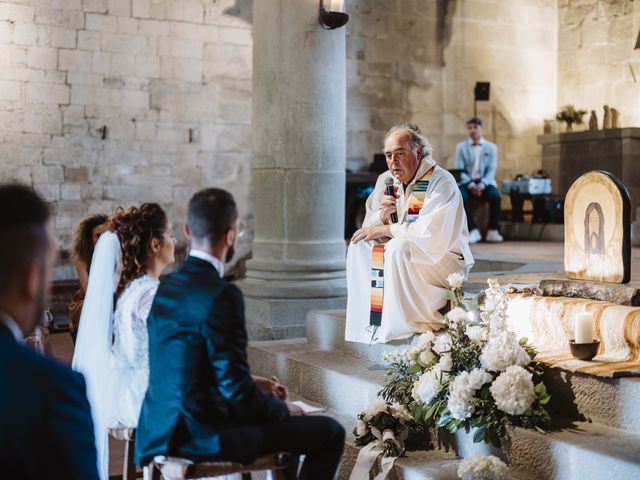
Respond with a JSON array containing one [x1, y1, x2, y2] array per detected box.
[[72, 231, 121, 480]]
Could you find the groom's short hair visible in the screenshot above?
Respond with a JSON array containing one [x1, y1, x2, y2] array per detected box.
[[187, 188, 238, 244], [0, 184, 50, 295]]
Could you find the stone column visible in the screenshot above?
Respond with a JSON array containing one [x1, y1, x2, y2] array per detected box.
[[239, 0, 347, 339]]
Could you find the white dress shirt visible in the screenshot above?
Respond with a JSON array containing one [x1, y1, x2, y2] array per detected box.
[[471, 140, 483, 179], [189, 249, 225, 277], [0, 312, 23, 341]]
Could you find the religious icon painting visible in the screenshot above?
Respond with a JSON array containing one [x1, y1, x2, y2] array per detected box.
[[564, 170, 631, 283]]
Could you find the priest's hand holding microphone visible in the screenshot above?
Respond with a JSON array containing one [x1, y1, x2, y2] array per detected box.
[[351, 178, 398, 244]]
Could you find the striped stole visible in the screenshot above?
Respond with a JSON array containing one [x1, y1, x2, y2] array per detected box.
[[369, 166, 435, 327]]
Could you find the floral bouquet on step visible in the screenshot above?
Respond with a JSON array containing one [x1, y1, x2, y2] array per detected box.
[[380, 275, 551, 448], [353, 399, 413, 457]]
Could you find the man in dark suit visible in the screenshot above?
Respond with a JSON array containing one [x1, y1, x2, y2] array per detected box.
[[454, 116, 503, 243], [135, 188, 345, 479], [0, 184, 99, 480]]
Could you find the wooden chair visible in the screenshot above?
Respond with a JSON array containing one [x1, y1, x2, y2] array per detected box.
[[148, 452, 291, 480], [109, 427, 138, 480]]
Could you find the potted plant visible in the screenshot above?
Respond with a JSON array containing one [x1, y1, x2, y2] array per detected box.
[[556, 105, 587, 131]]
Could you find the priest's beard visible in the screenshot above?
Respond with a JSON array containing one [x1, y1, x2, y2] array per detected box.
[[225, 245, 235, 263]]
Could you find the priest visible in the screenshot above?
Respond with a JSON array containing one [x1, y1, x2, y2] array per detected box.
[[346, 123, 474, 344]]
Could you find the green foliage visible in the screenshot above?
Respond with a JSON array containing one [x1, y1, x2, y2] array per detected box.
[[556, 104, 587, 127]]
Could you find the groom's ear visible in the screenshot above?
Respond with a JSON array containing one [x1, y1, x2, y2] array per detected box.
[[226, 228, 235, 247], [184, 224, 191, 241]]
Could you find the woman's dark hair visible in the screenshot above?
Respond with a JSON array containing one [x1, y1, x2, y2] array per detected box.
[[109, 203, 168, 299], [71, 213, 109, 269]]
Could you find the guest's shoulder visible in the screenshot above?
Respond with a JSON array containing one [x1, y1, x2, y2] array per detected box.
[[3, 340, 85, 392]]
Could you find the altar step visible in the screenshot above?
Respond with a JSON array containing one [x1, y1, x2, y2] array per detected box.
[[247, 310, 640, 479], [304, 310, 640, 436]]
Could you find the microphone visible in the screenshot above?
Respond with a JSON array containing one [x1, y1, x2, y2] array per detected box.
[[384, 177, 398, 224]]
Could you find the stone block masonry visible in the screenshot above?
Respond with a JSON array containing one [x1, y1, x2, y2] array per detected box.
[[0, 0, 253, 257]]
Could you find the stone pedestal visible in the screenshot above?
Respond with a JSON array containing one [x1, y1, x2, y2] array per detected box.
[[239, 0, 347, 340], [538, 128, 640, 221]]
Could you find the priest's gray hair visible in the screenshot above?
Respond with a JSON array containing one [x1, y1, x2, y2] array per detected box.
[[384, 123, 433, 159]]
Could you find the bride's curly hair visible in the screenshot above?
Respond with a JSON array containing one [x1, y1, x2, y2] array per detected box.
[[109, 203, 168, 299]]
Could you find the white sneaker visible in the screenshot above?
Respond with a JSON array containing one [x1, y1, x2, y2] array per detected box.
[[486, 229, 503, 242], [469, 228, 482, 244]]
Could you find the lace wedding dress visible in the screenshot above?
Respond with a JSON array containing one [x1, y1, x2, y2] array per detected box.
[[110, 274, 159, 428]]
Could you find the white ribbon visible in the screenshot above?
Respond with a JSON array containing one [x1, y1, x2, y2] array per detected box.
[[349, 429, 400, 480]]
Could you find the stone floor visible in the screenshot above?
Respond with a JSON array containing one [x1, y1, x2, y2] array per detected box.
[[45, 240, 640, 477]]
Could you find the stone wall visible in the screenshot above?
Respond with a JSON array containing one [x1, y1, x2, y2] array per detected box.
[[557, 0, 640, 131], [0, 0, 253, 256], [1, 0, 635, 254], [345, 0, 558, 192]]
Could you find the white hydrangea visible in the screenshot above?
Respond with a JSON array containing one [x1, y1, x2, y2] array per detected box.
[[412, 368, 444, 405], [447, 307, 468, 327], [466, 325, 485, 342], [479, 330, 530, 372], [434, 332, 453, 354], [447, 272, 464, 288], [447, 372, 476, 420], [419, 348, 435, 367], [490, 365, 536, 416], [457, 454, 512, 480], [468, 368, 492, 390]]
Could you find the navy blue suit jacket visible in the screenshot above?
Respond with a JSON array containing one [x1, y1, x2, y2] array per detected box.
[[0, 323, 99, 479], [135, 256, 289, 467]]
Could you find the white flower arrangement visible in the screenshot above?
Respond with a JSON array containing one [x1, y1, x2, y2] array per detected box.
[[376, 279, 552, 451], [353, 398, 415, 458], [457, 454, 512, 480]]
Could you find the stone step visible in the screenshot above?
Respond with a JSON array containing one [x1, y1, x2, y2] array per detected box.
[[248, 340, 640, 479], [305, 309, 640, 435]]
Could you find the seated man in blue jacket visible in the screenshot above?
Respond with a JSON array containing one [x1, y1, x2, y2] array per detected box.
[[454, 116, 503, 243], [135, 188, 345, 480], [0, 184, 99, 480]]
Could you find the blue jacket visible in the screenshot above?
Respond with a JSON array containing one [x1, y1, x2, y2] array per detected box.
[[454, 138, 498, 187], [0, 323, 99, 479], [135, 256, 289, 467]]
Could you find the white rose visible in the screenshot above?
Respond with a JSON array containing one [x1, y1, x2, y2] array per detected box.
[[419, 348, 435, 367], [447, 307, 468, 327], [490, 365, 536, 416], [434, 333, 453, 354], [364, 398, 388, 418], [356, 419, 368, 436], [466, 325, 484, 342], [447, 272, 464, 288]]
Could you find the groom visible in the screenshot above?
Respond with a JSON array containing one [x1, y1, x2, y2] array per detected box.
[[135, 188, 345, 479]]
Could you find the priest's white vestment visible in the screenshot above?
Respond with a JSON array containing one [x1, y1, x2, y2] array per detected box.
[[345, 157, 474, 344]]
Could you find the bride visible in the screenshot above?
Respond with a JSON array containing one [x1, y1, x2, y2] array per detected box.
[[72, 203, 175, 479]]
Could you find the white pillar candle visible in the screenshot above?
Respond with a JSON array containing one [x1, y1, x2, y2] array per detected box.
[[575, 312, 594, 344]]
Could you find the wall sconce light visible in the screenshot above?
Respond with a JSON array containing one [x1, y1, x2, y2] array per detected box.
[[319, 0, 349, 30]]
